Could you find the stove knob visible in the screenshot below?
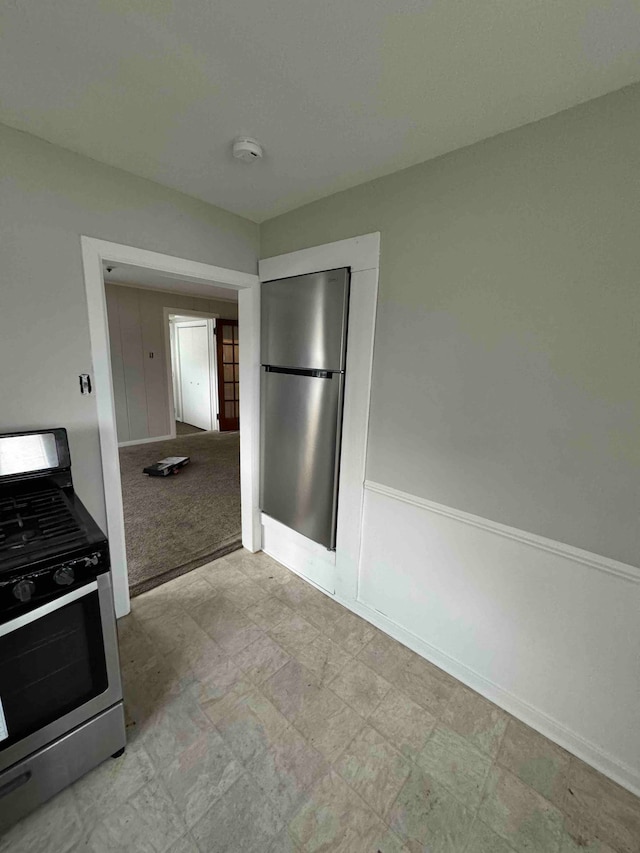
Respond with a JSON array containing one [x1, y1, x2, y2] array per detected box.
[[13, 579, 35, 603], [53, 566, 75, 586], [84, 555, 99, 567]]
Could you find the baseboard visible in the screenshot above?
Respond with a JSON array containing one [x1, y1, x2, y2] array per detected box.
[[118, 434, 173, 447], [335, 593, 640, 797]]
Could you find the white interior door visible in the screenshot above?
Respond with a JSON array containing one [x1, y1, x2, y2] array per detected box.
[[177, 323, 212, 430]]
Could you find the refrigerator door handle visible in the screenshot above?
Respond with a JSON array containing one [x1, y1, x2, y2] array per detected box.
[[263, 365, 335, 379]]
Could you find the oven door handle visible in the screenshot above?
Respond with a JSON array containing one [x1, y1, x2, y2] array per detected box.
[[0, 581, 98, 638]]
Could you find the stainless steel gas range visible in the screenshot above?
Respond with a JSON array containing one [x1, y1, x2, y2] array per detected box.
[[0, 428, 125, 832]]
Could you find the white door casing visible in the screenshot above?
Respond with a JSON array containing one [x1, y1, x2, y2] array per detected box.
[[176, 321, 212, 431], [165, 309, 221, 439], [170, 321, 181, 422], [81, 236, 260, 617], [258, 233, 380, 598], [83, 233, 377, 618]]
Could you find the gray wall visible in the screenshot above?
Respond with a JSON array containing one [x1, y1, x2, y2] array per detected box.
[[0, 122, 258, 530], [105, 283, 238, 442], [261, 83, 640, 566]]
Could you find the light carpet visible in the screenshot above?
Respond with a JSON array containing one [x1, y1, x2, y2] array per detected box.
[[175, 420, 204, 436], [119, 431, 241, 596]]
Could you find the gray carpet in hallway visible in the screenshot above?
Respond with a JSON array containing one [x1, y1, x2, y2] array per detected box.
[[175, 420, 205, 436], [119, 431, 241, 596]]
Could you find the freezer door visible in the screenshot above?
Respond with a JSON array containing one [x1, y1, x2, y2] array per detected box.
[[261, 268, 350, 371], [260, 367, 344, 549]]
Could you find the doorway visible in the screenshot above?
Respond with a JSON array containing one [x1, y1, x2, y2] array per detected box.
[[81, 237, 260, 618], [102, 272, 244, 597], [169, 314, 240, 435]]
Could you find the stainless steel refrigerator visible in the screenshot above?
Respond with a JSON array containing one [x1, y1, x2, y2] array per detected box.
[[260, 268, 350, 549]]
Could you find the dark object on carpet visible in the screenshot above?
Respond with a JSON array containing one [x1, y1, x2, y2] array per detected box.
[[175, 420, 205, 436], [119, 432, 241, 596], [143, 456, 190, 477]]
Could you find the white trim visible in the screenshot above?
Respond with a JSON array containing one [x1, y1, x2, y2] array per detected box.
[[238, 283, 262, 551], [173, 318, 215, 432], [118, 431, 225, 448], [260, 513, 336, 561], [338, 266, 379, 602], [262, 499, 640, 794], [348, 480, 640, 795], [259, 232, 380, 280], [81, 237, 259, 618], [364, 480, 640, 585], [334, 593, 640, 797], [259, 509, 640, 796], [165, 309, 223, 437], [108, 279, 239, 304], [261, 513, 337, 594], [167, 309, 221, 321], [89, 240, 254, 290], [165, 308, 179, 432], [118, 434, 174, 448], [258, 233, 380, 598]]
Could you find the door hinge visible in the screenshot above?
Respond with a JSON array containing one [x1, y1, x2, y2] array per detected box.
[[216, 413, 220, 420]]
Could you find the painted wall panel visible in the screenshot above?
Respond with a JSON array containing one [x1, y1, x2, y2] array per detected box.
[[105, 283, 237, 441], [140, 293, 170, 438], [117, 288, 149, 440], [105, 287, 129, 442], [357, 485, 640, 792]]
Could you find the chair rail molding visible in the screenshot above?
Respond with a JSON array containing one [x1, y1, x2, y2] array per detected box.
[[364, 480, 640, 585]]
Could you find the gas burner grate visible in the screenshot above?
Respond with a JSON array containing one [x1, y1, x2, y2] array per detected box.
[[0, 488, 84, 554]]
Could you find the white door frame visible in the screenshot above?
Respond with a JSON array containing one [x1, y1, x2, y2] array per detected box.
[[81, 237, 260, 617], [165, 311, 220, 435], [258, 232, 380, 601], [173, 319, 213, 431]]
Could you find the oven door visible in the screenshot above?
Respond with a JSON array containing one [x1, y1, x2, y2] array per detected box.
[[0, 572, 122, 773]]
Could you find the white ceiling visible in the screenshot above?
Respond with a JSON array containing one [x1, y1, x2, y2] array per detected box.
[[2, 1, 640, 222], [103, 263, 238, 302]]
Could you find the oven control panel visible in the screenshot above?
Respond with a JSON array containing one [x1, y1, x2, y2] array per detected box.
[[1, 548, 109, 616]]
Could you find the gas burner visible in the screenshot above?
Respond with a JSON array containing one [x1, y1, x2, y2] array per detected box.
[[0, 488, 84, 555]]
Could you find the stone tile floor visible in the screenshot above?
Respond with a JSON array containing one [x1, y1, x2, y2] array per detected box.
[[3, 549, 639, 852]]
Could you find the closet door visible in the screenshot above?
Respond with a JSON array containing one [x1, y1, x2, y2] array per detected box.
[[178, 323, 212, 431]]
